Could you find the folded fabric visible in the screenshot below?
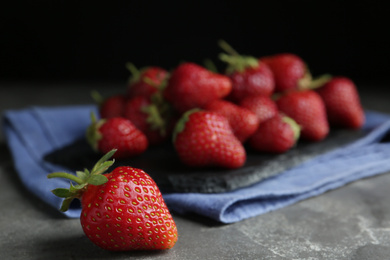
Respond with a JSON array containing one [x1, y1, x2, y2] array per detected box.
[[2, 105, 390, 223], [2, 105, 98, 218]]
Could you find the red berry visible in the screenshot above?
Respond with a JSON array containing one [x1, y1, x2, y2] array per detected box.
[[317, 77, 365, 129], [260, 53, 308, 92], [218, 41, 275, 102], [173, 109, 246, 169], [87, 116, 148, 159], [204, 99, 260, 143], [126, 63, 169, 100], [123, 96, 170, 145], [276, 90, 329, 142], [225, 63, 275, 102], [249, 114, 300, 153], [164, 62, 232, 114], [99, 94, 127, 119], [48, 150, 178, 251], [239, 95, 278, 123]]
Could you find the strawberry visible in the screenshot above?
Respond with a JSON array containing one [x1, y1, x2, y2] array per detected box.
[[91, 92, 127, 119], [204, 99, 260, 143], [86, 115, 148, 159], [218, 40, 275, 102], [238, 94, 278, 124], [163, 62, 232, 114], [260, 53, 310, 93], [126, 63, 169, 100], [249, 114, 300, 153], [316, 76, 365, 129], [47, 150, 178, 251], [276, 90, 329, 142], [123, 96, 172, 145], [173, 109, 246, 169]]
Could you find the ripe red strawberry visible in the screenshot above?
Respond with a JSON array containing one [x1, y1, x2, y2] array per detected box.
[[48, 150, 178, 251], [316, 76, 365, 129], [123, 96, 171, 145], [126, 63, 169, 99], [260, 53, 310, 93], [276, 90, 329, 142], [239, 95, 278, 124], [204, 99, 260, 143], [92, 93, 127, 119], [249, 113, 300, 153], [173, 109, 246, 169], [163, 62, 232, 114], [218, 41, 275, 102], [86, 115, 148, 159]]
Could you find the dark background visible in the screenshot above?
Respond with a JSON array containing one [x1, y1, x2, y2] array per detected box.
[[1, 1, 389, 86]]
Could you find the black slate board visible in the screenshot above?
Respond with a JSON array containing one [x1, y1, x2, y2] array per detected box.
[[44, 128, 366, 193]]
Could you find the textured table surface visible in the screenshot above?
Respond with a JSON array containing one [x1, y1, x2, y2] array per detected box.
[[1, 82, 390, 260]]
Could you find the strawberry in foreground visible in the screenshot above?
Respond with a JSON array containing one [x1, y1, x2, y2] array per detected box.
[[47, 150, 178, 251], [249, 114, 300, 153], [316, 76, 365, 129], [204, 99, 260, 143], [276, 90, 329, 142], [163, 62, 232, 114], [86, 114, 148, 159], [173, 109, 246, 169]]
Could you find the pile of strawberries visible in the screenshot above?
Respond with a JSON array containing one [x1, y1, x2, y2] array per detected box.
[[87, 41, 365, 170], [48, 42, 365, 252]]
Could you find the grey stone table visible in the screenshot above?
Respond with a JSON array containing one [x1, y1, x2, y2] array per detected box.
[[1, 82, 390, 260]]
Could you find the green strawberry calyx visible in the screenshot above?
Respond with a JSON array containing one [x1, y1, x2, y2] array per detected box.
[[127, 63, 170, 89], [47, 149, 116, 212], [203, 58, 219, 73], [298, 70, 333, 90], [142, 71, 170, 92], [282, 116, 301, 142], [308, 74, 333, 89], [141, 90, 173, 137], [218, 39, 259, 74], [141, 102, 168, 136], [126, 62, 142, 84], [86, 112, 105, 151], [172, 108, 201, 142], [90, 90, 104, 106]]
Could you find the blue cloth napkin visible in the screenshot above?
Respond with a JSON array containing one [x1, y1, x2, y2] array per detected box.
[[3, 105, 390, 223]]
